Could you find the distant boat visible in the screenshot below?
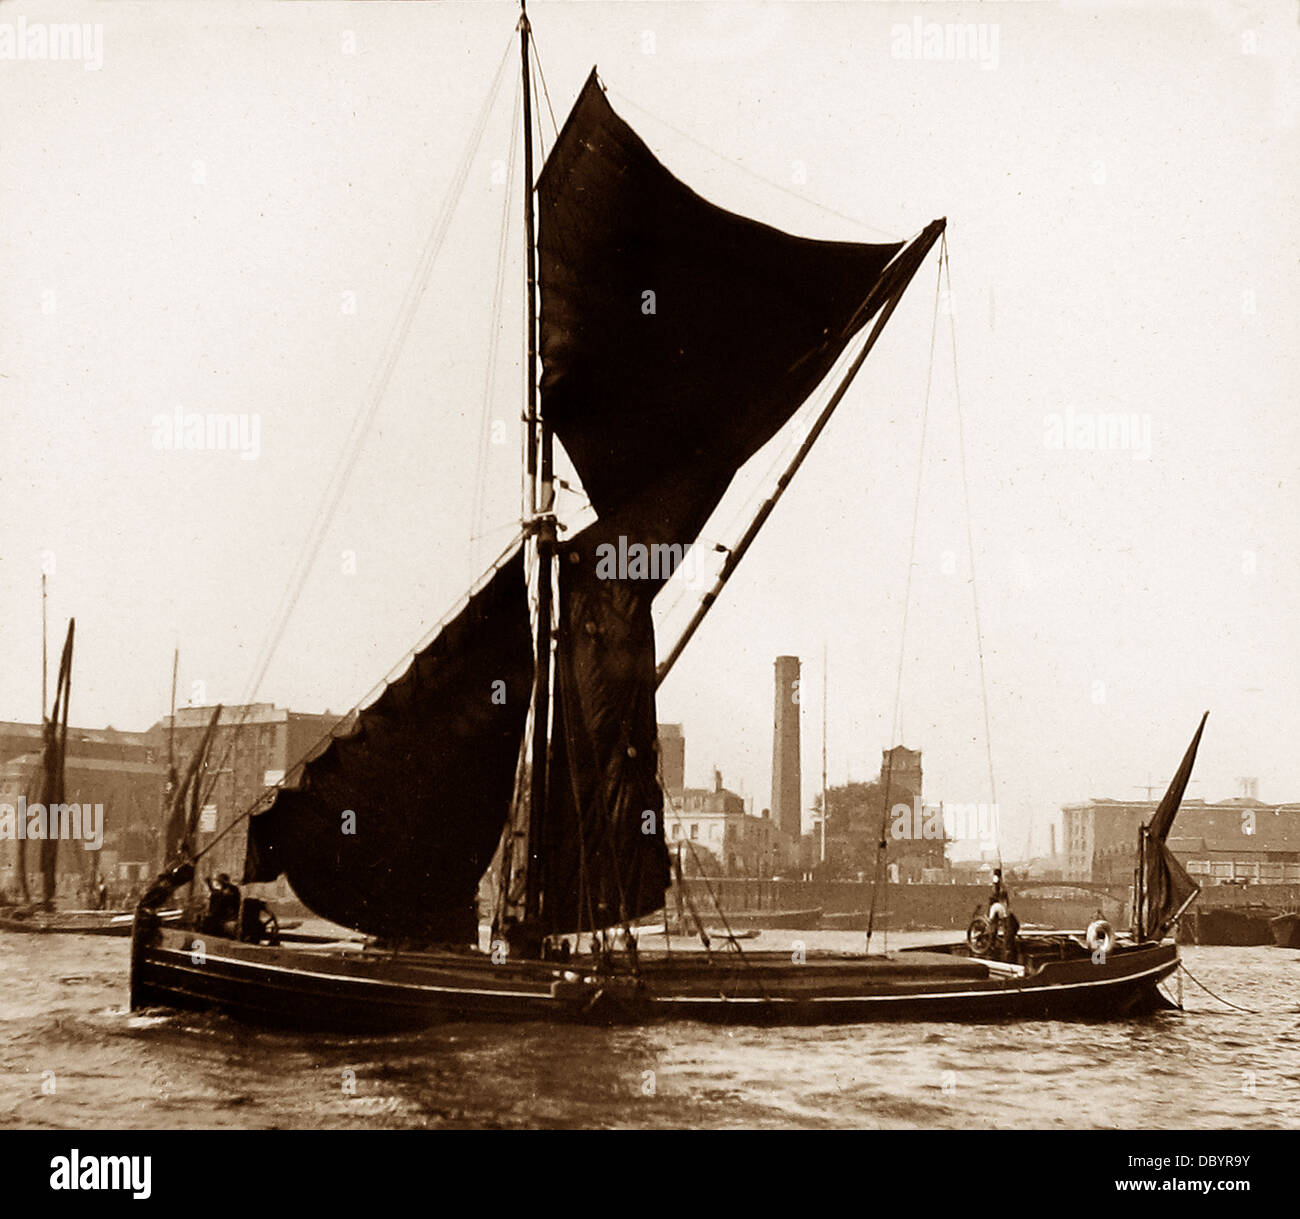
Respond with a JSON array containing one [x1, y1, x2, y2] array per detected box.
[[1175, 905, 1278, 946], [721, 907, 824, 931], [130, 3, 1205, 1030], [0, 907, 181, 937], [1270, 912, 1300, 949]]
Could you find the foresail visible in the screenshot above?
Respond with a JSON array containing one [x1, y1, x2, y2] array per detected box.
[[537, 69, 904, 544], [243, 549, 533, 943]]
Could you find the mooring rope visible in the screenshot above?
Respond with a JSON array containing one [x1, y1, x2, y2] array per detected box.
[[1176, 961, 1261, 1015]]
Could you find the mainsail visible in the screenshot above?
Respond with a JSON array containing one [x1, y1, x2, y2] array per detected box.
[[243, 550, 533, 942], [1135, 712, 1208, 940], [527, 71, 929, 934]]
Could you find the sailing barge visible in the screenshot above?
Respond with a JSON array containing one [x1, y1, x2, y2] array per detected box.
[[0, 613, 156, 936], [131, 7, 1204, 1029]]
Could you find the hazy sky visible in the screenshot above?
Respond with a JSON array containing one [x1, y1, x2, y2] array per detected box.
[[2, 1, 1297, 860]]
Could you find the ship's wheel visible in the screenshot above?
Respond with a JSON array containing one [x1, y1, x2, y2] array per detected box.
[[966, 915, 994, 956]]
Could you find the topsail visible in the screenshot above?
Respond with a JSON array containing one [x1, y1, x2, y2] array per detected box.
[[538, 69, 905, 545]]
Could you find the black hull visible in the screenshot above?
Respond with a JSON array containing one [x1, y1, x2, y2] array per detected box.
[[1270, 913, 1300, 949], [130, 915, 1179, 1031]]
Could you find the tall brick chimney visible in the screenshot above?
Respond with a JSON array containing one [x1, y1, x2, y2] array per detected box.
[[771, 655, 801, 839]]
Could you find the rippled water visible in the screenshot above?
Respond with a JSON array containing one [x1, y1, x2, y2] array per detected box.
[[2, 928, 1297, 1129]]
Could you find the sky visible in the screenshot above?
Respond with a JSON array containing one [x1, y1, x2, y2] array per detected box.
[[1, 0, 1297, 862]]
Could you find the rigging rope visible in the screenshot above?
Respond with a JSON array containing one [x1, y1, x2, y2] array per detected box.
[[865, 252, 942, 955], [607, 87, 899, 241], [528, 34, 559, 141], [190, 37, 517, 822], [943, 235, 1000, 869], [471, 68, 523, 577]]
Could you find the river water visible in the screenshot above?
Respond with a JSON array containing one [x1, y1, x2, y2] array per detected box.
[[2, 928, 1296, 1129]]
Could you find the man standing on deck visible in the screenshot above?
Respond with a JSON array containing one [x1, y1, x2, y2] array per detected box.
[[988, 869, 1018, 960]]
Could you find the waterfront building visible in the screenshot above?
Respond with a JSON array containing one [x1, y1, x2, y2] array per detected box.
[[145, 703, 347, 883], [0, 722, 164, 900], [1062, 796, 1300, 886]]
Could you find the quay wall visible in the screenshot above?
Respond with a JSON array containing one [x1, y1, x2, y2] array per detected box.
[[674, 880, 1300, 930], [267, 879, 1300, 932]]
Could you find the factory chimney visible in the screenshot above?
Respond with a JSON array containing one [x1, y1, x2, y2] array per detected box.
[[771, 655, 802, 840]]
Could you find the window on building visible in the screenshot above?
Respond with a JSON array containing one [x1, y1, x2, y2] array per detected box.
[[1210, 862, 1232, 879], [1186, 861, 1210, 876], [671, 823, 682, 839], [690, 824, 698, 840], [1233, 861, 1259, 881]]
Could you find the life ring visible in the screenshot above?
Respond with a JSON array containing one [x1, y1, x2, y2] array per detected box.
[[1086, 919, 1116, 956], [988, 901, 1008, 922], [966, 915, 994, 955]]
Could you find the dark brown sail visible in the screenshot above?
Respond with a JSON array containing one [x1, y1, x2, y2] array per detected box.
[[538, 517, 672, 934], [162, 703, 223, 866], [243, 550, 533, 942], [530, 72, 925, 932], [538, 69, 904, 544], [1136, 712, 1207, 940], [36, 620, 74, 907]]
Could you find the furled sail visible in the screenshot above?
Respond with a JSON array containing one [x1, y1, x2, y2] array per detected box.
[[537, 68, 905, 544], [1136, 712, 1208, 940], [243, 549, 533, 943]]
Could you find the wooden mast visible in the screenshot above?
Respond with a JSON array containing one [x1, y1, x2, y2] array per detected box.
[[519, 0, 554, 934], [41, 573, 47, 722], [821, 645, 828, 867], [159, 647, 179, 873]]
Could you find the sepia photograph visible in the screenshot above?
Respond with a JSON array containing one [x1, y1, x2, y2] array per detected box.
[[0, 0, 1295, 1188]]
